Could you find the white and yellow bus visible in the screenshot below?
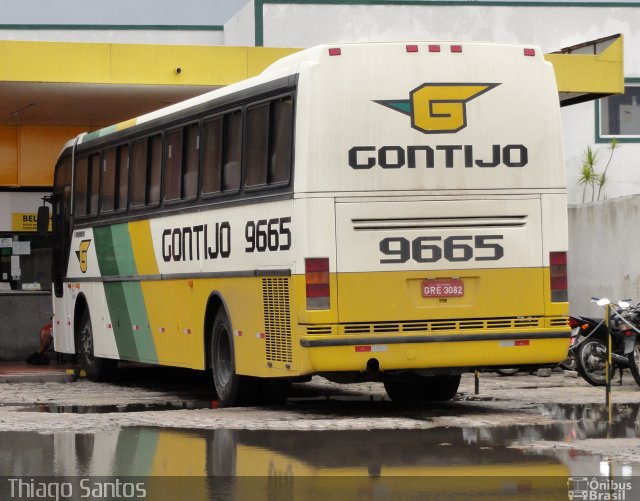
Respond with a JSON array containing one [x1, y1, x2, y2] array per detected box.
[[50, 41, 570, 406]]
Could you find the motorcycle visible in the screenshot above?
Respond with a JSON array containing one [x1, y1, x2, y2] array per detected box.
[[572, 299, 640, 387]]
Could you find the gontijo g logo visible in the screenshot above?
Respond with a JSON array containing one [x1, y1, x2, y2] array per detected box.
[[348, 82, 528, 170], [75, 239, 91, 273], [375, 83, 500, 134]]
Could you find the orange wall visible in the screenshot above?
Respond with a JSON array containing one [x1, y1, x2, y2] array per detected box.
[[0, 126, 85, 187]]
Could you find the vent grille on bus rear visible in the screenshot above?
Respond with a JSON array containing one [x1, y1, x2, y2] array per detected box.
[[262, 277, 292, 363], [341, 316, 559, 334], [352, 215, 527, 231]]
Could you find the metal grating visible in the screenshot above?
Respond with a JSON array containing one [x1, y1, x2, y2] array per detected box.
[[262, 277, 292, 363], [341, 316, 559, 335], [306, 326, 334, 335]]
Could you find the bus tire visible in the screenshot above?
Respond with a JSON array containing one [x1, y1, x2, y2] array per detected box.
[[211, 309, 254, 407], [77, 309, 117, 381], [383, 379, 424, 403], [422, 374, 461, 401], [384, 374, 460, 403]]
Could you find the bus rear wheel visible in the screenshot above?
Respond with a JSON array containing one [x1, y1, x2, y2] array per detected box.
[[211, 309, 255, 407], [77, 309, 117, 381], [384, 374, 460, 403]]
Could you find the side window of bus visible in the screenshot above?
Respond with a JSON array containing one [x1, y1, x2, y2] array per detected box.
[[202, 111, 241, 196], [223, 111, 242, 192], [130, 139, 148, 207], [164, 129, 182, 201], [202, 117, 222, 195], [183, 123, 199, 199], [101, 148, 117, 213], [88, 153, 100, 216], [270, 97, 293, 185], [245, 96, 293, 190], [245, 103, 269, 187], [149, 135, 162, 205], [116, 144, 129, 211], [74, 157, 88, 217]]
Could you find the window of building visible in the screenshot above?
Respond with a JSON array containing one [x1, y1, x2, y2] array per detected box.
[[598, 82, 640, 142], [0, 233, 52, 292]]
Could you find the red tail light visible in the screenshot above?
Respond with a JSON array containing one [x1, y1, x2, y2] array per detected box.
[[550, 252, 568, 302], [305, 258, 330, 310], [568, 317, 580, 328], [524, 48, 536, 57]]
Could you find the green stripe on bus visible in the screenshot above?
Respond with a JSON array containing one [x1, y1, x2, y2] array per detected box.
[[94, 225, 157, 362], [113, 428, 160, 476]]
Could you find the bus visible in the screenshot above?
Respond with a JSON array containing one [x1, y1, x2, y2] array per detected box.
[[49, 41, 570, 406]]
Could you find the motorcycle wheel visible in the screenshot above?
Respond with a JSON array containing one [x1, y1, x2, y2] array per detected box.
[[627, 339, 640, 386], [576, 338, 615, 387]]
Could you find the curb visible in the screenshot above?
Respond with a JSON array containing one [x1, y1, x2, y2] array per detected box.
[[0, 369, 78, 384]]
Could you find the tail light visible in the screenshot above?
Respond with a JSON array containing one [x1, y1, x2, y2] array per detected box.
[[550, 251, 567, 302], [568, 317, 580, 328], [305, 258, 330, 310]]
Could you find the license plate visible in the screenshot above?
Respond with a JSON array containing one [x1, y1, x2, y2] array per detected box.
[[421, 279, 464, 298]]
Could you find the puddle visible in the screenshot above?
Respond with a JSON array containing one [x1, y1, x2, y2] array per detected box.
[[1, 402, 639, 499], [1, 422, 639, 500], [2, 401, 213, 413]]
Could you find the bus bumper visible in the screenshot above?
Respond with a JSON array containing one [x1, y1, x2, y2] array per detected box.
[[298, 330, 571, 374]]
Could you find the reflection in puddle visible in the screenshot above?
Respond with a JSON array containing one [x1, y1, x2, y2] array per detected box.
[[1, 403, 639, 499], [1, 419, 638, 500], [12, 401, 213, 413]]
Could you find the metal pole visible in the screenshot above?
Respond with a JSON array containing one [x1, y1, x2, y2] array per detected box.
[[605, 303, 612, 425], [474, 370, 480, 395]]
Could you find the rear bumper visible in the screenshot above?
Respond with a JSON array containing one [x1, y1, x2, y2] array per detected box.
[[299, 329, 571, 373], [300, 330, 569, 347]]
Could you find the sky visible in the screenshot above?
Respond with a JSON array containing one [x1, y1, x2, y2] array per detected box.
[[0, 0, 252, 25]]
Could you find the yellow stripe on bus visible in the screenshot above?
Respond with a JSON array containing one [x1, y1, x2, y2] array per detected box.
[[129, 220, 159, 275]]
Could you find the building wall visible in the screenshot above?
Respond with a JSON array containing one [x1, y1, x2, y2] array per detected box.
[[0, 28, 225, 46], [224, 2, 256, 46], [0, 292, 52, 360], [568, 196, 640, 316], [0, 126, 85, 187]]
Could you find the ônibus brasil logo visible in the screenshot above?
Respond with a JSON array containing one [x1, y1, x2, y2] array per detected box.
[[375, 83, 500, 134]]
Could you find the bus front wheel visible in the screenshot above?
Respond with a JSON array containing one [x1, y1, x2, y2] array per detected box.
[[211, 309, 254, 407], [77, 309, 117, 381]]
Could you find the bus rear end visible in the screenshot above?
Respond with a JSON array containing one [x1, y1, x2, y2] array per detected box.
[[288, 42, 569, 392]]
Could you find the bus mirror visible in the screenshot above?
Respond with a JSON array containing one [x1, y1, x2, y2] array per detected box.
[[37, 205, 50, 234]]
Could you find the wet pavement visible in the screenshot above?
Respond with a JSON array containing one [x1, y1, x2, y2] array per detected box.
[[1, 364, 640, 500]]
